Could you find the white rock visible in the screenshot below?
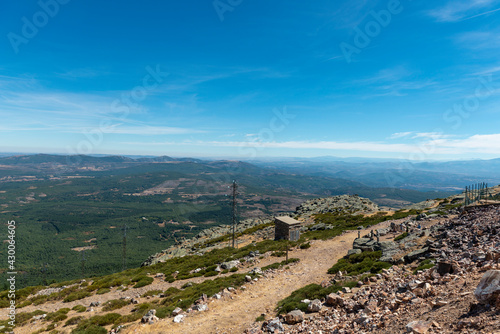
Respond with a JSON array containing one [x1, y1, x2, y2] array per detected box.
[[173, 314, 185, 323]]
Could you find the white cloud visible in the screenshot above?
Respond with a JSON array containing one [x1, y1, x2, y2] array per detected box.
[[389, 132, 413, 139], [456, 30, 500, 50], [411, 132, 452, 140], [98, 124, 202, 135], [124, 133, 500, 156], [428, 0, 500, 22]]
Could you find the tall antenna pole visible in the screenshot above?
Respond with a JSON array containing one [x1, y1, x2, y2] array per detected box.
[[231, 180, 237, 249], [42, 263, 47, 285], [81, 250, 85, 278], [122, 225, 127, 271]]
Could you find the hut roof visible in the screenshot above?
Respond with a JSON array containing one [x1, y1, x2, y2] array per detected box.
[[275, 216, 301, 225]]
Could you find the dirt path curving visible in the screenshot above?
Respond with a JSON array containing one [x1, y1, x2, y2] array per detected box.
[[123, 220, 396, 334]]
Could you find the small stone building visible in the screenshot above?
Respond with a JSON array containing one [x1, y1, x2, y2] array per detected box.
[[274, 216, 302, 241]]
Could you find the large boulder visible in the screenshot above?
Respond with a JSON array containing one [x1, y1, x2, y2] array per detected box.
[[347, 248, 362, 256], [325, 293, 344, 307], [284, 310, 304, 324], [404, 248, 429, 264], [221, 260, 240, 270], [353, 238, 379, 252], [263, 318, 285, 332], [474, 270, 500, 305], [376, 227, 390, 236], [379, 241, 399, 263]]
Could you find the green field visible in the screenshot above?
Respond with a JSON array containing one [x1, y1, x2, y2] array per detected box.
[[0, 155, 455, 287]]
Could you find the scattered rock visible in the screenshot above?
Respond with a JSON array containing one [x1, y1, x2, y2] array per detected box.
[[406, 320, 431, 333], [284, 310, 304, 324], [173, 314, 185, 323], [474, 270, 500, 305], [172, 307, 183, 316], [263, 317, 285, 333], [436, 261, 455, 276], [221, 260, 240, 270], [141, 309, 159, 324], [325, 293, 344, 307], [307, 299, 322, 312], [404, 248, 429, 264], [192, 304, 208, 312]]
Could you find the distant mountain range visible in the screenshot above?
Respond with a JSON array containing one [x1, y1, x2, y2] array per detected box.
[[248, 157, 500, 191], [2, 153, 498, 192]]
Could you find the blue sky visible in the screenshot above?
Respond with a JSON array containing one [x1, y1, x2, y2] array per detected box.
[[1, 0, 500, 160]]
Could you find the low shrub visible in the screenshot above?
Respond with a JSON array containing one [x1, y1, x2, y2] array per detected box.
[[327, 251, 391, 276], [65, 316, 84, 327], [394, 232, 409, 241], [72, 305, 86, 313], [63, 290, 91, 303], [133, 277, 154, 288], [142, 289, 163, 298], [299, 242, 311, 249], [96, 288, 110, 295], [102, 299, 129, 311], [71, 324, 107, 334], [262, 258, 299, 271], [277, 281, 357, 314], [413, 259, 435, 274]]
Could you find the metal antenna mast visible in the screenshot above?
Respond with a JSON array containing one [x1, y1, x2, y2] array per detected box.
[[122, 225, 127, 271], [81, 250, 86, 278], [231, 180, 238, 248]]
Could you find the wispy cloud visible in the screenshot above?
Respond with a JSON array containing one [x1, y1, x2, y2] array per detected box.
[[389, 132, 413, 139], [97, 124, 203, 135], [124, 133, 500, 156], [355, 66, 435, 98], [428, 0, 500, 22], [56, 68, 108, 79], [455, 30, 500, 50]]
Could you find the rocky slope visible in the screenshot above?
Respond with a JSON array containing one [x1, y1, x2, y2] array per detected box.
[[143, 194, 377, 266], [5, 193, 500, 334], [142, 217, 275, 266], [295, 195, 379, 217], [247, 204, 500, 334]]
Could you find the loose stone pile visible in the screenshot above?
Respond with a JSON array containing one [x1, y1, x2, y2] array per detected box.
[[295, 195, 379, 217], [249, 205, 500, 333]]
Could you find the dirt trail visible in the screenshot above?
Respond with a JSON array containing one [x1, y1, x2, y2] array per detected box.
[[123, 220, 395, 334]]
